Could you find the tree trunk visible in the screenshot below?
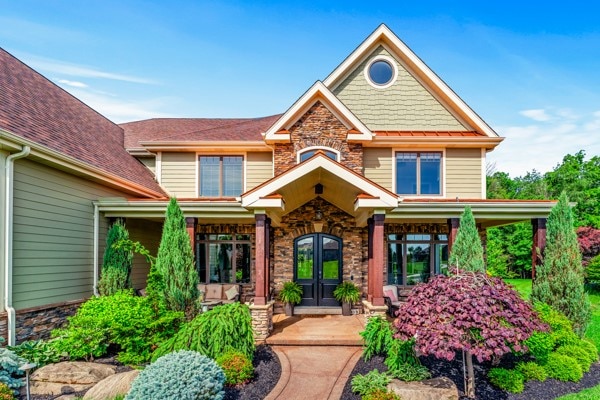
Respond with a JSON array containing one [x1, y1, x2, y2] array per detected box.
[[465, 350, 475, 398]]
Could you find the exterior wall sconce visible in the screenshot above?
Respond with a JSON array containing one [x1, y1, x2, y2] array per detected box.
[[314, 202, 323, 232]]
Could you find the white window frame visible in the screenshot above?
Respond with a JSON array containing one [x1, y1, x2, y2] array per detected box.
[[297, 146, 340, 163], [392, 149, 445, 198], [364, 54, 398, 89]]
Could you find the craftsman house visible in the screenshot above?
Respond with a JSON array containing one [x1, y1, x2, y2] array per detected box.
[[0, 24, 554, 344]]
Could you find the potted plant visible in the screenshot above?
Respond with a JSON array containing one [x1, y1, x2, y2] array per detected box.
[[333, 281, 361, 316], [278, 281, 303, 316]]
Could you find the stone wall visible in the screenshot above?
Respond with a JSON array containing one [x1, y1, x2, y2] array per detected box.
[[0, 299, 84, 343], [249, 301, 274, 342], [273, 101, 363, 175]]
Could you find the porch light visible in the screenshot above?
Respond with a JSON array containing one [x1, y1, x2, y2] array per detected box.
[[314, 206, 323, 232], [19, 362, 36, 400]]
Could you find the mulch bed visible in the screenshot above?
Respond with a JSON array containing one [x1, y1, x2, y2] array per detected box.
[[23, 345, 281, 400], [341, 353, 600, 400]]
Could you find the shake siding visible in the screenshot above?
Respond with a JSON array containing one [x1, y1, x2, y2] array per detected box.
[[127, 219, 162, 289], [161, 152, 197, 197], [333, 46, 468, 132], [363, 148, 393, 191], [445, 148, 483, 199], [246, 152, 273, 190], [11, 159, 126, 309], [138, 157, 156, 175]]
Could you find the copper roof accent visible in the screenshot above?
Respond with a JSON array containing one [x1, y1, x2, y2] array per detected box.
[[121, 114, 282, 148], [347, 128, 361, 134], [374, 130, 482, 137], [0, 48, 164, 196], [356, 193, 379, 199], [275, 129, 290, 135]]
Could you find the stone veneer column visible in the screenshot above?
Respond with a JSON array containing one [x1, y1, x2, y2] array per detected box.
[[532, 218, 547, 281], [254, 214, 267, 305], [249, 301, 274, 342], [447, 218, 460, 253], [371, 213, 385, 306]]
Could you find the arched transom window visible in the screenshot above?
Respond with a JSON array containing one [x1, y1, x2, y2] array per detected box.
[[298, 147, 339, 163]]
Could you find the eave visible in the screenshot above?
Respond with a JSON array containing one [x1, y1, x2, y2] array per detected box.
[[137, 140, 271, 152], [365, 136, 504, 150]]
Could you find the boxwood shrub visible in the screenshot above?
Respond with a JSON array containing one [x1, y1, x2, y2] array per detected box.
[[544, 352, 583, 382], [488, 368, 525, 393]]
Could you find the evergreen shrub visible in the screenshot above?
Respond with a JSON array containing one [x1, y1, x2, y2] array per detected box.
[[523, 331, 555, 364], [360, 316, 393, 361], [99, 220, 133, 296], [556, 344, 594, 372], [544, 352, 583, 382], [488, 368, 524, 393], [0, 338, 25, 393], [448, 206, 485, 272], [125, 350, 225, 400], [216, 350, 254, 385], [516, 361, 547, 382]]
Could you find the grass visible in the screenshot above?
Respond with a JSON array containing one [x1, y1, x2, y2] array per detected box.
[[556, 384, 600, 399], [504, 278, 532, 299]]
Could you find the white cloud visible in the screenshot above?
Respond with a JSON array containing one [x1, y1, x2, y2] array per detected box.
[[56, 79, 88, 88], [520, 109, 552, 122]]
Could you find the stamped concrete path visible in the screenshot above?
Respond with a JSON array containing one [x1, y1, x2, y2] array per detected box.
[[264, 314, 366, 400]]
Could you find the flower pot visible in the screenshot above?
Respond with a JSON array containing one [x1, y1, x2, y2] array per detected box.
[[284, 303, 294, 316], [342, 302, 352, 316]]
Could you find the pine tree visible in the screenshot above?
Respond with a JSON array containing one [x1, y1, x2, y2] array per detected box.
[[531, 192, 591, 336], [448, 206, 485, 272], [155, 198, 199, 319], [98, 220, 133, 295]]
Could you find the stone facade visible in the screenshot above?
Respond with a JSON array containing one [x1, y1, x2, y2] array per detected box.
[[273, 101, 363, 175], [0, 299, 84, 344], [249, 301, 274, 342]]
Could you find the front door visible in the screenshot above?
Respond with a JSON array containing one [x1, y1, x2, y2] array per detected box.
[[294, 233, 342, 306]]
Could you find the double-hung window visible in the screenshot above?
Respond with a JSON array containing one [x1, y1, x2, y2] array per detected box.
[[199, 156, 243, 197], [395, 152, 441, 195]]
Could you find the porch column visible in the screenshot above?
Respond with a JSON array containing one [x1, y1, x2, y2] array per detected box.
[[265, 217, 271, 301], [254, 213, 267, 305], [185, 217, 197, 253], [372, 213, 385, 306], [532, 218, 547, 281], [447, 218, 460, 253], [367, 217, 374, 302]]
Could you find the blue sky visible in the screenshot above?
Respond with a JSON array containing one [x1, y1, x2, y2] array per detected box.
[[1, 1, 599, 177]]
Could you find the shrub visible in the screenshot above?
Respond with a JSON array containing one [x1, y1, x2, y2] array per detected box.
[[578, 339, 599, 362], [9, 339, 62, 367], [524, 331, 555, 364], [52, 290, 183, 363], [278, 281, 303, 305], [544, 352, 583, 382], [534, 303, 579, 347], [152, 302, 255, 361], [216, 350, 254, 385], [99, 220, 133, 296], [586, 254, 600, 283], [360, 316, 393, 361], [488, 368, 524, 393], [0, 383, 15, 400], [155, 198, 199, 319], [516, 361, 547, 382], [556, 345, 594, 372], [125, 350, 225, 400], [385, 339, 430, 381], [351, 369, 391, 397], [448, 206, 485, 272], [0, 338, 25, 393], [363, 389, 401, 400]]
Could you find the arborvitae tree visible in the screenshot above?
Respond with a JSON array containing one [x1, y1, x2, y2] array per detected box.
[[98, 220, 133, 296], [448, 206, 485, 272], [531, 192, 591, 336], [155, 198, 198, 319]]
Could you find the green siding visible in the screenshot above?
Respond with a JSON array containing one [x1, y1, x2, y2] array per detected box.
[[333, 46, 468, 131], [363, 148, 393, 191], [0, 151, 6, 310], [138, 156, 156, 175], [12, 159, 125, 309], [161, 152, 196, 197], [126, 219, 162, 289], [445, 148, 483, 199], [246, 152, 273, 190]]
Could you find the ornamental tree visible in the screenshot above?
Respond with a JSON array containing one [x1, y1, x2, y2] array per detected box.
[[98, 220, 133, 296], [577, 226, 600, 266], [448, 206, 485, 273], [155, 198, 198, 319], [393, 271, 546, 398], [531, 193, 591, 336]]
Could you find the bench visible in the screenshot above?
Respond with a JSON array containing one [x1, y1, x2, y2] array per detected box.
[[198, 283, 241, 304]]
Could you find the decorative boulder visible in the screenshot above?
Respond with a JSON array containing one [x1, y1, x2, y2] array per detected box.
[[30, 362, 116, 395], [387, 377, 459, 400], [83, 370, 139, 400]]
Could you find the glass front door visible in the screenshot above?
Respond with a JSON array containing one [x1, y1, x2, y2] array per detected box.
[[294, 233, 342, 306]]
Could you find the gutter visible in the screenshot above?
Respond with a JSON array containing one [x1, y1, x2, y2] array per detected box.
[[93, 202, 99, 297], [4, 145, 30, 346]]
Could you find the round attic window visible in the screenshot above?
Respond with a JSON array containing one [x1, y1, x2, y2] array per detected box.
[[365, 56, 397, 89]]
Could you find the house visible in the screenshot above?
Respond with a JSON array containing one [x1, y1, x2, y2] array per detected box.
[[0, 24, 554, 344]]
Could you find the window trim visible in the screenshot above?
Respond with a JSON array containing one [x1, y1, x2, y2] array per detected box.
[[393, 149, 445, 197], [297, 146, 340, 163], [364, 54, 398, 89], [197, 154, 245, 198], [195, 233, 252, 284]]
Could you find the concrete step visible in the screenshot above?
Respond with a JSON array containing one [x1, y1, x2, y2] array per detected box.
[[293, 306, 342, 315]]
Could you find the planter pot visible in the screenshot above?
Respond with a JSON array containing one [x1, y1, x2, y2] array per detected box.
[[341, 302, 352, 316], [284, 303, 294, 316]]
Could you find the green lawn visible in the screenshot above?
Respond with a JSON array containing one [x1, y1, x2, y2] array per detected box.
[[504, 278, 532, 300], [556, 384, 600, 399]]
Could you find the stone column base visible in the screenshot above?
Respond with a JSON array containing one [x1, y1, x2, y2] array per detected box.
[[249, 301, 275, 342], [362, 300, 387, 317]]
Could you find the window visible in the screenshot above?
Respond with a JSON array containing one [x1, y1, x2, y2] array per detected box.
[[387, 234, 448, 286], [298, 147, 339, 163], [364, 55, 397, 89], [196, 234, 251, 284], [395, 152, 441, 195], [199, 156, 243, 197]]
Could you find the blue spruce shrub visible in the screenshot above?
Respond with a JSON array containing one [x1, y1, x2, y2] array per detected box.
[[0, 337, 25, 393], [126, 350, 225, 400]]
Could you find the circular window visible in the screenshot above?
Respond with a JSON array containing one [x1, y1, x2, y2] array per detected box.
[[369, 60, 394, 85]]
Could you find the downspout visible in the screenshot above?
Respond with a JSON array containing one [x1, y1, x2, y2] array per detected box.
[[4, 145, 30, 345], [93, 202, 99, 297]]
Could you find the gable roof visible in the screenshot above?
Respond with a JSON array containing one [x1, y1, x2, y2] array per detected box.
[[323, 24, 499, 138], [263, 81, 372, 143], [0, 48, 164, 197], [121, 114, 281, 149]]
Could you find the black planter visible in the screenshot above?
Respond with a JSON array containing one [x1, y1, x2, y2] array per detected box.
[[284, 303, 294, 316], [341, 302, 352, 316]]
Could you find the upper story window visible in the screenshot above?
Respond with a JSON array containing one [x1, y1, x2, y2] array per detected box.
[[298, 147, 339, 163], [199, 155, 243, 197], [396, 152, 441, 195], [364, 55, 398, 89]]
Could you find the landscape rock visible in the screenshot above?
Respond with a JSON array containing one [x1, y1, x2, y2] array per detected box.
[[83, 370, 140, 400], [30, 361, 116, 395], [388, 376, 459, 400]]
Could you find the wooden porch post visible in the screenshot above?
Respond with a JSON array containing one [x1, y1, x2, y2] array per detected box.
[[185, 217, 197, 254], [367, 217, 374, 303], [372, 213, 385, 306], [532, 218, 547, 281], [265, 217, 271, 301], [254, 214, 267, 305], [447, 217, 460, 253]]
